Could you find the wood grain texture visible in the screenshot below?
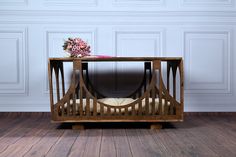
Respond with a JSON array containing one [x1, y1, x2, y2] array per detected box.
[[0, 114, 46, 154], [68, 130, 88, 157], [24, 129, 64, 157], [49, 58, 184, 124], [0, 113, 236, 157], [45, 130, 79, 157], [82, 129, 102, 157], [112, 129, 133, 157], [49, 57, 182, 62], [100, 129, 116, 157]]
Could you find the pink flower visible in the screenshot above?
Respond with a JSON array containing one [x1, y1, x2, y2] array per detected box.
[[63, 37, 91, 57]]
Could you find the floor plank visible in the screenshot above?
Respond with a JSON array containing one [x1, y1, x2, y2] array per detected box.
[[0, 117, 49, 156], [45, 130, 79, 157], [0, 115, 44, 154], [0, 115, 25, 137], [112, 129, 133, 157], [138, 129, 169, 156], [194, 116, 236, 156], [68, 130, 88, 157], [82, 129, 102, 157], [0, 113, 235, 157], [23, 129, 64, 157], [152, 129, 189, 157], [100, 129, 116, 157], [126, 129, 165, 157]]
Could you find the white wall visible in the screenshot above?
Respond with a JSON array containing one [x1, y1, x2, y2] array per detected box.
[[0, 0, 235, 112]]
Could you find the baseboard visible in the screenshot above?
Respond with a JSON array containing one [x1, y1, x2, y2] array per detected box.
[[184, 112, 236, 116]]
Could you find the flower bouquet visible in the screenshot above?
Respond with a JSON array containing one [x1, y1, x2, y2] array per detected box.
[[63, 37, 91, 57]]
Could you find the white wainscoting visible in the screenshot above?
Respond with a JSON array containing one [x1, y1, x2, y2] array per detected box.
[[0, 0, 235, 112], [44, 27, 97, 93], [183, 28, 232, 94], [0, 27, 28, 95]]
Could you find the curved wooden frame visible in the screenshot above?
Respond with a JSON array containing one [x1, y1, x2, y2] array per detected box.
[[48, 57, 184, 123]]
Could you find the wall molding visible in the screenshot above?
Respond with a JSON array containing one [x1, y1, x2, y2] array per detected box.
[[113, 0, 165, 7], [43, 0, 97, 7], [1, 11, 236, 26], [1, 10, 236, 17], [0, 27, 28, 95], [112, 28, 165, 92], [44, 27, 97, 94], [0, 0, 28, 6], [114, 29, 165, 57], [181, 0, 234, 7], [183, 28, 232, 94], [184, 103, 236, 112], [0, 101, 49, 112]]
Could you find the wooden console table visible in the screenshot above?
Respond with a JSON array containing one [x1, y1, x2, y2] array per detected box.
[[48, 57, 184, 128]]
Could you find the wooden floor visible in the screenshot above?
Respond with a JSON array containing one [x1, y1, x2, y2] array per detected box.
[[0, 113, 236, 157]]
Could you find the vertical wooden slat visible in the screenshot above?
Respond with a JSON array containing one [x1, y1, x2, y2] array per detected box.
[[167, 62, 170, 93], [149, 67, 152, 83], [75, 85, 79, 100], [172, 62, 178, 115], [145, 93, 149, 115], [164, 98, 168, 115], [48, 60, 54, 116], [173, 69, 176, 99], [125, 107, 128, 116], [66, 96, 71, 116], [166, 62, 170, 115], [82, 63, 89, 88], [114, 108, 117, 115], [152, 87, 155, 115], [59, 62, 65, 96], [152, 60, 159, 113], [138, 100, 142, 115], [71, 61, 77, 116], [73, 94, 76, 116], [75, 60, 83, 117], [153, 60, 162, 116], [159, 69, 163, 116], [79, 89, 83, 116], [168, 63, 174, 115], [132, 105, 135, 116], [86, 93, 90, 116], [93, 97, 97, 116], [55, 67, 60, 102], [107, 106, 111, 116], [180, 60, 184, 105], [100, 104, 104, 116], [144, 62, 147, 91], [179, 60, 184, 118]]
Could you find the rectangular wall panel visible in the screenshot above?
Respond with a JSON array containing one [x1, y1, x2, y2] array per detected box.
[[0, 28, 27, 94], [184, 29, 231, 94], [44, 27, 97, 93], [113, 28, 164, 94]]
